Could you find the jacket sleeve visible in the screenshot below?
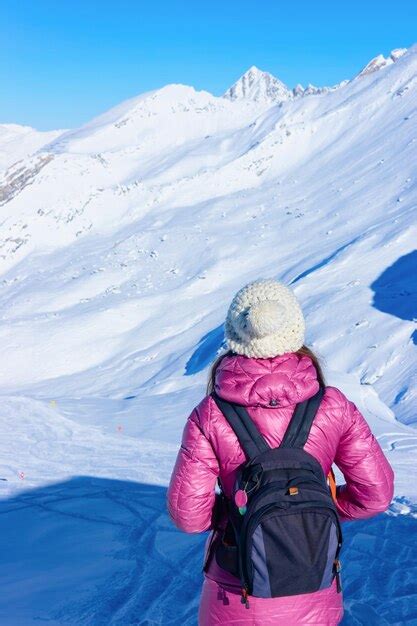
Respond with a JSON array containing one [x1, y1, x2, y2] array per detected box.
[[167, 398, 220, 533], [333, 390, 394, 521]]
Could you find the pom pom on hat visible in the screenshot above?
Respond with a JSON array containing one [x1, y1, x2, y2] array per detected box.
[[225, 279, 305, 358], [245, 300, 286, 338]]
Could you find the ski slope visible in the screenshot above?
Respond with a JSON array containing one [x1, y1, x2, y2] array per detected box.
[[0, 46, 416, 624]]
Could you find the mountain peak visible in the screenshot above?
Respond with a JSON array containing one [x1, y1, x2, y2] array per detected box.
[[356, 48, 407, 78], [245, 65, 265, 75], [223, 66, 292, 104]]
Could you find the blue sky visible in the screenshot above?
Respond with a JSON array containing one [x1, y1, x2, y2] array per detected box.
[[2, 0, 416, 130]]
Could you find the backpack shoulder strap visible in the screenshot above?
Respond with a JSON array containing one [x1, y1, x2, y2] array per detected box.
[[279, 385, 325, 449], [211, 393, 270, 461]]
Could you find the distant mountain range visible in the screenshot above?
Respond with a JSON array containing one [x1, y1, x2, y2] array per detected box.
[[223, 48, 407, 103], [0, 44, 415, 429], [0, 47, 408, 167]]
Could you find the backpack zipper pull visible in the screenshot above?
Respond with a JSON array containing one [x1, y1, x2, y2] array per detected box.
[[334, 559, 342, 593], [241, 586, 250, 609]]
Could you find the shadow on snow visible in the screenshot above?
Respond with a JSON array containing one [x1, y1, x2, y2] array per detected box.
[[371, 250, 417, 344], [0, 476, 415, 625], [184, 324, 225, 377], [0, 477, 203, 626]]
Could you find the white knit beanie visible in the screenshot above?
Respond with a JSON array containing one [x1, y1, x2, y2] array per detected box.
[[224, 279, 305, 358]]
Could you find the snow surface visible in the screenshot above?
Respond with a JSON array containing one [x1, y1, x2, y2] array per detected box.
[[0, 46, 416, 624], [0, 124, 63, 172]]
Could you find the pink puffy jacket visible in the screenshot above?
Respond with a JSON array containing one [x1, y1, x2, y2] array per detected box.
[[167, 352, 394, 625]]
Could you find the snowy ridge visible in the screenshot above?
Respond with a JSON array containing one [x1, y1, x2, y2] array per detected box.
[[356, 47, 407, 78], [0, 123, 63, 171], [222, 48, 408, 105], [0, 45, 416, 623]]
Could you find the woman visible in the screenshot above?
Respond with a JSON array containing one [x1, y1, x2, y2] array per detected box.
[[167, 279, 394, 625]]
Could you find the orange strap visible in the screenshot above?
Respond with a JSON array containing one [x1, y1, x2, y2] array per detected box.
[[328, 468, 337, 504]]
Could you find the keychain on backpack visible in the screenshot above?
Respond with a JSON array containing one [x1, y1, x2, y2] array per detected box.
[[234, 489, 248, 514]]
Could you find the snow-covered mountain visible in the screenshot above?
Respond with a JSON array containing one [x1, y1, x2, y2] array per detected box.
[[356, 47, 407, 78], [223, 65, 293, 103], [0, 46, 416, 624], [0, 123, 63, 171], [222, 47, 409, 105]]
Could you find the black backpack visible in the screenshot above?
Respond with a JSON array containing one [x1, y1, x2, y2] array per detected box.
[[209, 386, 342, 608]]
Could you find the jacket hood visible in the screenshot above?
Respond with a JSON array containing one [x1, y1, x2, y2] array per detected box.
[[214, 352, 320, 408]]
